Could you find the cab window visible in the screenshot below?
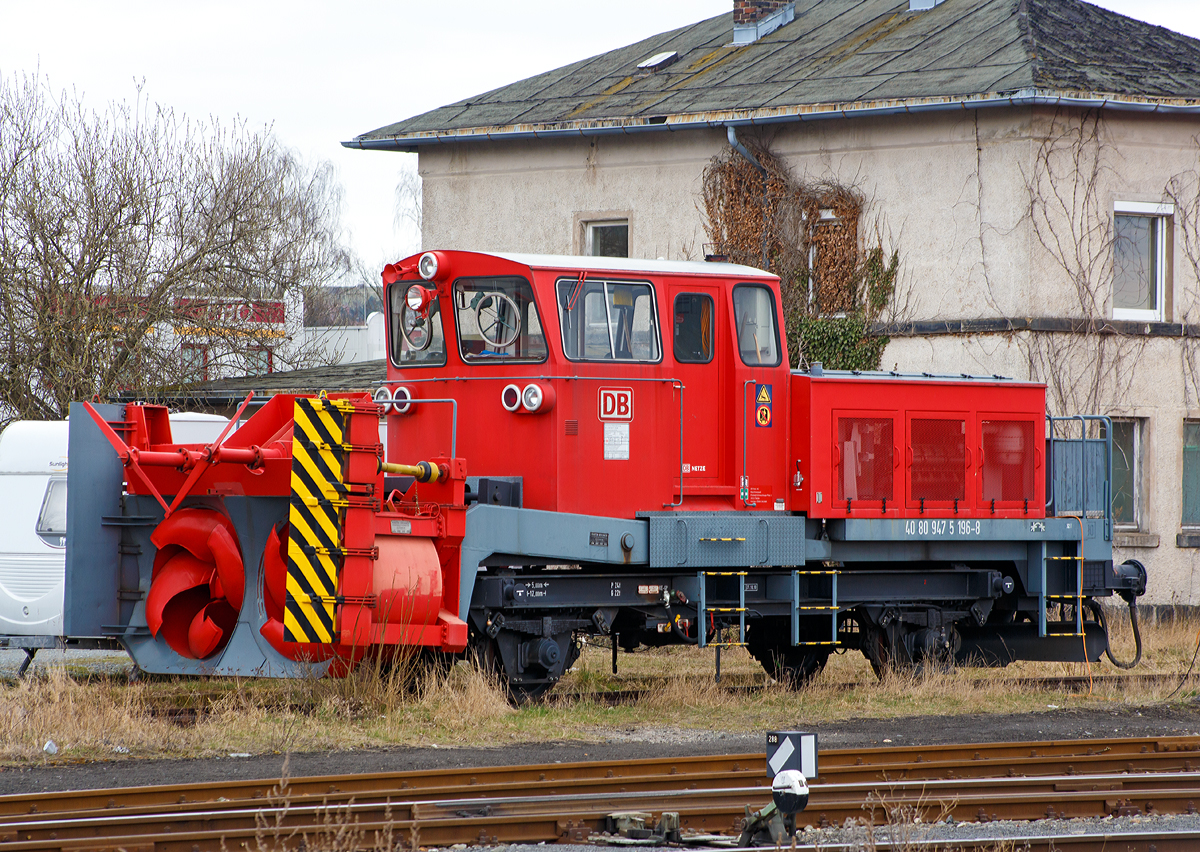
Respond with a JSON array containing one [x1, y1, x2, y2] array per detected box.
[[732, 284, 781, 366], [673, 293, 714, 364], [557, 278, 661, 362], [454, 276, 548, 362], [389, 282, 446, 367]]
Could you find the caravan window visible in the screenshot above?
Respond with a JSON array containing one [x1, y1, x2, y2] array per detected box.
[[36, 477, 67, 548]]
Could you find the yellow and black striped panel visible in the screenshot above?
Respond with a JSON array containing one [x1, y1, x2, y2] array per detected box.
[[284, 397, 348, 644]]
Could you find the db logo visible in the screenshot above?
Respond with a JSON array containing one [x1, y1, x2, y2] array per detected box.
[[598, 387, 633, 421]]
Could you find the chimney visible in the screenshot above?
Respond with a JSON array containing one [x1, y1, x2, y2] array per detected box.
[[908, 0, 946, 9], [733, 1, 795, 44]]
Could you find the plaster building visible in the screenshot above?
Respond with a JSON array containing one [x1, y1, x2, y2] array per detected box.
[[346, 0, 1200, 606]]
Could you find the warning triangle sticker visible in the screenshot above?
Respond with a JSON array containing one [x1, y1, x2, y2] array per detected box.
[[756, 385, 771, 403]]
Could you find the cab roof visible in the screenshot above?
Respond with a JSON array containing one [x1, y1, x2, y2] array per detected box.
[[491, 252, 776, 280]]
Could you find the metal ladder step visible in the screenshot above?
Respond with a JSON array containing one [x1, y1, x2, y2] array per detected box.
[[792, 569, 839, 648], [696, 570, 747, 648]]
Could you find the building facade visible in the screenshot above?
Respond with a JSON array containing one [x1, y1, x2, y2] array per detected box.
[[348, 0, 1200, 604]]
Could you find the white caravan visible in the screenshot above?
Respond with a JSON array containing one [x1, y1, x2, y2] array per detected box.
[[0, 413, 230, 640]]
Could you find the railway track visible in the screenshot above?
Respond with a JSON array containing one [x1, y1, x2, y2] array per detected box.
[[549, 673, 1196, 705], [3, 735, 1200, 849], [129, 670, 1198, 723]]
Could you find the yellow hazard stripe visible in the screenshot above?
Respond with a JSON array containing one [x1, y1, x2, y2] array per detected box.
[[285, 398, 347, 644]]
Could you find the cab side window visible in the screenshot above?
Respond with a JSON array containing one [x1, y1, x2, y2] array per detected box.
[[557, 278, 661, 362], [673, 293, 714, 363], [732, 284, 781, 366]]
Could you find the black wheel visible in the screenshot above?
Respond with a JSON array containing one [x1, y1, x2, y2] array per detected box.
[[746, 620, 829, 688], [472, 631, 579, 706], [375, 647, 456, 693], [863, 622, 914, 680], [864, 620, 957, 680], [761, 646, 830, 687]]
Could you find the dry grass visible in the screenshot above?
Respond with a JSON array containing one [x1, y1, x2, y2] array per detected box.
[[4, 610, 1199, 766]]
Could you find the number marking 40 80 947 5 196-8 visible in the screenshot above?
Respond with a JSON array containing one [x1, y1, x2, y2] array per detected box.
[[904, 519, 982, 537]]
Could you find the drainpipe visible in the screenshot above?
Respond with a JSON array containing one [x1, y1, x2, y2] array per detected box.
[[726, 125, 770, 270]]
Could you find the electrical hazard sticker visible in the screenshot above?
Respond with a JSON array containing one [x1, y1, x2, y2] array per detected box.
[[755, 384, 772, 427]]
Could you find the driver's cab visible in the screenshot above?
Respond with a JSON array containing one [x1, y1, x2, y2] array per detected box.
[[381, 251, 789, 520]]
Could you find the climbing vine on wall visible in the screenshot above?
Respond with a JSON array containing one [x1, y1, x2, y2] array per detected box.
[[700, 137, 899, 370], [1021, 110, 1147, 417]]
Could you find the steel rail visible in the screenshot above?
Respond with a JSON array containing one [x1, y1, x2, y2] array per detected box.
[[6, 737, 1200, 849], [6, 773, 1200, 850], [4, 735, 1200, 818]]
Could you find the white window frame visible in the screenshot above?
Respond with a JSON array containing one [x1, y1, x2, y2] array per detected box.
[[1112, 201, 1172, 322], [584, 220, 629, 258], [807, 208, 851, 318]]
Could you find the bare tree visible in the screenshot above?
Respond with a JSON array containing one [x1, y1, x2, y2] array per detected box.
[[0, 73, 353, 425], [394, 158, 422, 256]]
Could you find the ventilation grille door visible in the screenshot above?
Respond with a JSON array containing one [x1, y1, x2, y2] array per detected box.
[[910, 418, 966, 502], [836, 417, 893, 503], [981, 419, 1035, 504]]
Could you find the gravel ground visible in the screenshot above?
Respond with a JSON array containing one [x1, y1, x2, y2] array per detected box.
[[0, 647, 131, 680], [787, 813, 1200, 848], [3, 704, 1200, 795], [4, 652, 1200, 848], [466, 814, 1200, 851]]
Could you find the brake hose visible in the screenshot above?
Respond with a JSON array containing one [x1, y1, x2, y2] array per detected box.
[[1088, 598, 1143, 669]]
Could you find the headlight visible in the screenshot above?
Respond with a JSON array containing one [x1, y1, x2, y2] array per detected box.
[[418, 252, 439, 280], [373, 385, 393, 414], [501, 384, 521, 412], [406, 284, 426, 312], [393, 386, 413, 415], [522, 383, 544, 412]]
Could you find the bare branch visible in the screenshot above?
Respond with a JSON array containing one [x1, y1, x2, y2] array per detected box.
[[0, 73, 354, 425]]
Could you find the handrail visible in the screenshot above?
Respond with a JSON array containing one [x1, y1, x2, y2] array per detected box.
[[741, 380, 756, 507], [381, 375, 687, 507]]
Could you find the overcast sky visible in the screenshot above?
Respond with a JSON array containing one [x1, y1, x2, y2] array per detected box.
[[3, 0, 1198, 279]]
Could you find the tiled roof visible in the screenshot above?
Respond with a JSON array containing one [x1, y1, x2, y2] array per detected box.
[[349, 0, 1200, 149], [117, 361, 387, 408]]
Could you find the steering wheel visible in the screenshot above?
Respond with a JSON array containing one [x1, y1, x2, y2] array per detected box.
[[399, 302, 433, 351], [474, 292, 521, 348]]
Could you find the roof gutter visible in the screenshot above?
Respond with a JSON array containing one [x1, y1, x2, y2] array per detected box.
[[343, 88, 1200, 152]]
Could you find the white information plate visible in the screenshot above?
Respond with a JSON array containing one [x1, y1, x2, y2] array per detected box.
[[604, 422, 630, 460]]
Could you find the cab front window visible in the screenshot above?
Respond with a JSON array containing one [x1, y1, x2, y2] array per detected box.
[[389, 282, 446, 367], [557, 278, 661, 362], [454, 277, 548, 362]]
